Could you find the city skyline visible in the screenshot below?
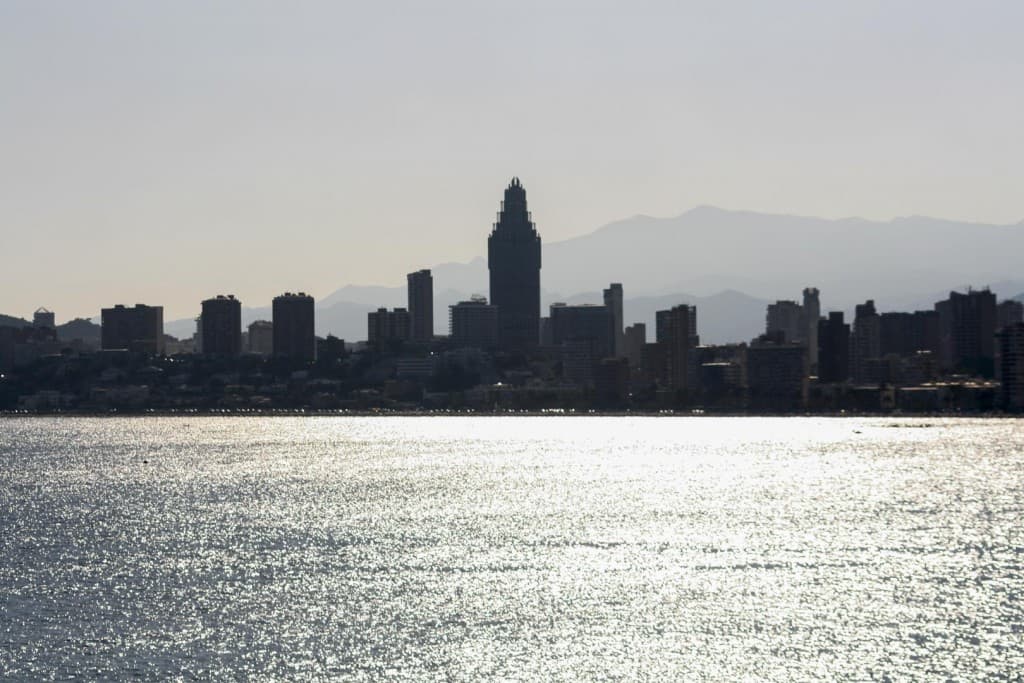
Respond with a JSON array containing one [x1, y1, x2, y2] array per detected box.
[[6, 201, 1024, 333], [3, 2, 1024, 320]]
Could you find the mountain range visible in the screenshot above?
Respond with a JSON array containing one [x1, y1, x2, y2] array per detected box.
[[162, 207, 1024, 345], [6, 207, 1023, 346]]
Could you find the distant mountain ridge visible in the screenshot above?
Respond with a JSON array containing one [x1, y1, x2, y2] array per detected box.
[[13, 206, 1024, 347]]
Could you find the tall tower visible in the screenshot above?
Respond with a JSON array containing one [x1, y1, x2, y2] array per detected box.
[[407, 269, 434, 342], [603, 283, 624, 357], [802, 287, 820, 372], [488, 177, 542, 351]]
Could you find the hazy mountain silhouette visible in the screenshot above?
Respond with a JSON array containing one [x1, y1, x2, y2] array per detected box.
[[159, 207, 1024, 345], [13, 208, 1021, 347], [57, 318, 101, 345]]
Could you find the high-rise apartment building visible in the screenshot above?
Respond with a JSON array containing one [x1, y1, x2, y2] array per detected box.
[[997, 322, 1024, 411], [200, 295, 242, 355], [272, 292, 316, 361], [623, 323, 646, 369], [817, 312, 850, 382], [997, 300, 1024, 331], [101, 304, 164, 355], [603, 283, 624, 357], [549, 304, 614, 360], [247, 320, 274, 355], [488, 178, 541, 351], [449, 296, 499, 349], [656, 306, 698, 347], [657, 304, 694, 395], [407, 269, 434, 342], [748, 336, 808, 411], [879, 311, 941, 357], [850, 300, 881, 383], [367, 308, 410, 345], [766, 300, 804, 344], [935, 289, 997, 377], [803, 288, 820, 371]]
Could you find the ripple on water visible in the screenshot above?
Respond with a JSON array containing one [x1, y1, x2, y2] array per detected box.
[[1, 416, 1022, 679]]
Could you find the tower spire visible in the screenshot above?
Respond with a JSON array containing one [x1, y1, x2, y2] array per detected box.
[[487, 178, 542, 350]]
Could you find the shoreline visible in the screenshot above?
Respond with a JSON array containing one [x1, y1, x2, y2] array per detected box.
[[1, 409, 1020, 419]]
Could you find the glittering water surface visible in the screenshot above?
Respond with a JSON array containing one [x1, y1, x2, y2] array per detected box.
[[1, 417, 1022, 680]]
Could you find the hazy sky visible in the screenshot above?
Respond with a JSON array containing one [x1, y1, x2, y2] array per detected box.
[[3, 1, 1023, 322]]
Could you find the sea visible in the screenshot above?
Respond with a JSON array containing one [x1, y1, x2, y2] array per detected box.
[[1, 417, 1022, 680]]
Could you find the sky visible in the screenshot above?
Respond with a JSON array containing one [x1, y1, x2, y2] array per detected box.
[[2, 1, 1023, 322]]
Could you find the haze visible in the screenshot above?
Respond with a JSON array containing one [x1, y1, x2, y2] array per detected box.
[[2, 1, 1022, 322]]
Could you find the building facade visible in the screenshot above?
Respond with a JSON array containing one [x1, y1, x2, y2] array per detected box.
[[850, 300, 881, 383], [407, 269, 434, 343], [549, 303, 614, 360], [101, 304, 164, 355], [488, 178, 541, 351], [623, 323, 646, 369], [997, 300, 1024, 331], [368, 308, 410, 345], [803, 288, 820, 371], [935, 289, 997, 377], [247, 320, 274, 355], [603, 283, 624, 357], [657, 304, 695, 395], [766, 300, 804, 345], [997, 322, 1024, 411], [817, 311, 850, 383], [200, 295, 242, 355], [272, 292, 316, 361], [748, 337, 808, 411], [33, 308, 55, 329], [449, 297, 499, 350]]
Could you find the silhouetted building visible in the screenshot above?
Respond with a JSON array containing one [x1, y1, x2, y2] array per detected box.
[[850, 300, 881, 383], [488, 178, 541, 351], [549, 304, 613, 360], [317, 335, 347, 365], [803, 288, 820, 371], [623, 323, 646, 369], [693, 343, 747, 408], [603, 283, 624, 356], [33, 308, 55, 329], [748, 335, 808, 411], [656, 304, 695, 395], [549, 303, 613, 387], [101, 304, 164, 355], [818, 312, 850, 383], [997, 322, 1024, 411], [935, 289, 997, 377], [272, 292, 315, 361], [407, 269, 434, 342], [539, 316, 553, 346], [997, 300, 1023, 331], [879, 311, 940, 358], [248, 320, 273, 355], [449, 296, 498, 349], [594, 356, 629, 405], [766, 300, 804, 344], [200, 295, 242, 356], [561, 338, 597, 387], [656, 306, 698, 347], [368, 308, 410, 345], [0, 326, 15, 372]]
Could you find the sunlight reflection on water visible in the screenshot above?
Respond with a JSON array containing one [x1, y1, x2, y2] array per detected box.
[[1, 417, 1022, 679]]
